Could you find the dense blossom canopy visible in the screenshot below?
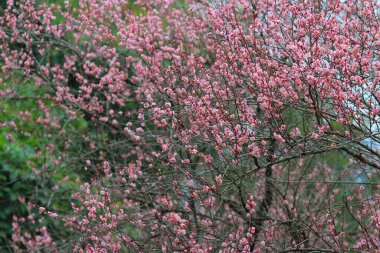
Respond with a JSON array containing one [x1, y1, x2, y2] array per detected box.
[[0, 0, 379, 252]]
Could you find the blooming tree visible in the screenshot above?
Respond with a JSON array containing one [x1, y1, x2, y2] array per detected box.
[[0, 0, 379, 252]]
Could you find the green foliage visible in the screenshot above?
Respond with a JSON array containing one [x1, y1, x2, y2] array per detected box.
[[0, 77, 84, 250]]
